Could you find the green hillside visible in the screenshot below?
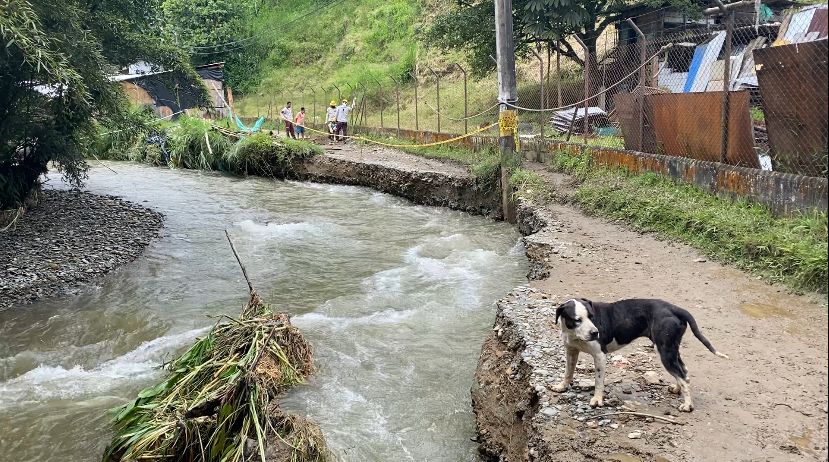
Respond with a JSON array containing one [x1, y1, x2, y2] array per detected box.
[[225, 0, 502, 133]]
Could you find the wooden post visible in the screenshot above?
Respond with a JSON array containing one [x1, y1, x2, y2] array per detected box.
[[710, 0, 743, 163], [495, 0, 518, 223]]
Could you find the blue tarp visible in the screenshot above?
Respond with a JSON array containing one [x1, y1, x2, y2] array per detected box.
[[227, 107, 265, 133], [683, 42, 708, 93]]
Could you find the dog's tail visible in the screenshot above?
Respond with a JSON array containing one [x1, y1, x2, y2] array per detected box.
[[675, 308, 729, 359]]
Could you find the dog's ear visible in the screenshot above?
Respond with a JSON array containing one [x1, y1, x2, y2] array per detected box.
[[580, 298, 596, 317], [555, 304, 565, 325]]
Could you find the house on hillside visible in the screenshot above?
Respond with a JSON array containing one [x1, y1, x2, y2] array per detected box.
[[111, 62, 228, 119]]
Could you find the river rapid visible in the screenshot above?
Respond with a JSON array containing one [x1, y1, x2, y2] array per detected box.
[[0, 163, 527, 461]]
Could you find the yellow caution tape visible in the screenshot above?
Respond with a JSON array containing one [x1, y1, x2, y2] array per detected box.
[[261, 117, 498, 149]]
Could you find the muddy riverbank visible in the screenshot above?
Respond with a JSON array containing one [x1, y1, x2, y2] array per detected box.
[[0, 189, 163, 310], [294, 144, 502, 218]]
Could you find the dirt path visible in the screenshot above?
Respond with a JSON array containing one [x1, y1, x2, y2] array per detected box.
[[514, 166, 828, 461], [321, 143, 471, 178]]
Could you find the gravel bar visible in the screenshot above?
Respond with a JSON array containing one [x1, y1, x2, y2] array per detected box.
[[0, 189, 163, 310]]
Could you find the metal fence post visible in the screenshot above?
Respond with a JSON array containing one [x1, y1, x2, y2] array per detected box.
[[372, 77, 384, 129], [332, 84, 341, 102], [427, 67, 440, 133], [627, 18, 646, 151], [345, 82, 355, 127], [556, 41, 562, 109], [309, 87, 316, 126], [530, 47, 545, 139], [452, 63, 468, 134], [357, 81, 367, 133], [574, 36, 591, 145], [409, 71, 419, 131], [391, 76, 401, 137], [722, 11, 733, 163]]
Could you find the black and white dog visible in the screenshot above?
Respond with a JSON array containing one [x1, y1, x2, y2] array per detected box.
[[551, 298, 728, 412]]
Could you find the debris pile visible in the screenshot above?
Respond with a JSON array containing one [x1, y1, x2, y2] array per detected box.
[[550, 107, 610, 134], [104, 236, 331, 462]]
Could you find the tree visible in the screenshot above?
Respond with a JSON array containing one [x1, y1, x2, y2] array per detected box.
[[0, 0, 200, 209], [161, 0, 245, 65], [428, 0, 700, 76]]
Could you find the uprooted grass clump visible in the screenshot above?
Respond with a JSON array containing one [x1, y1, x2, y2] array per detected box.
[[104, 291, 332, 462], [548, 150, 828, 293]]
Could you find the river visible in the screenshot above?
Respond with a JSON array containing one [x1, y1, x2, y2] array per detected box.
[[0, 163, 527, 461]]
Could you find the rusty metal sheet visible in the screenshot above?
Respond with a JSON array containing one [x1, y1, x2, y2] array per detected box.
[[754, 39, 828, 176], [612, 90, 660, 153], [646, 91, 759, 168]]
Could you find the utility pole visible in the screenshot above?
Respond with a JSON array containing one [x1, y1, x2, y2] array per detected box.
[[495, 0, 518, 223]]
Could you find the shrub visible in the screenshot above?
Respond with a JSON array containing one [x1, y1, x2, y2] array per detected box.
[[224, 132, 321, 177]]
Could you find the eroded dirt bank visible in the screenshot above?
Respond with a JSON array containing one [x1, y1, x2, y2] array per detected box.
[[293, 145, 502, 218], [473, 198, 829, 462]]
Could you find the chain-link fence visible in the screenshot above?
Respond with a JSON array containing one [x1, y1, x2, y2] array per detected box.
[[510, 3, 827, 177], [242, 3, 826, 178]]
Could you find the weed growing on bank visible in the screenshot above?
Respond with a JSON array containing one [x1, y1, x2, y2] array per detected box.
[[509, 167, 550, 201], [92, 112, 322, 178], [548, 150, 828, 293]]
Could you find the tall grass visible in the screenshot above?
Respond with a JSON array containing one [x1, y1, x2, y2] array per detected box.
[[93, 105, 175, 164], [548, 150, 828, 293], [225, 133, 320, 176], [92, 115, 322, 178], [167, 117, 231, 170]]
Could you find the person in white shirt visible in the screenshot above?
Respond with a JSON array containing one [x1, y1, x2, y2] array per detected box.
[[280, 102, 295, 139], [334, 98, 355, 142], [326, 100, 338, 141]]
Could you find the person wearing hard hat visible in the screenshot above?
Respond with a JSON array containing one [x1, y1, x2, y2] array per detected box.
[[326, 101, 338, 141], [334, 97, 356, 142]]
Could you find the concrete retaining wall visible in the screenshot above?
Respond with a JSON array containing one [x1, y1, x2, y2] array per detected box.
[[352, 125, 827, 217]]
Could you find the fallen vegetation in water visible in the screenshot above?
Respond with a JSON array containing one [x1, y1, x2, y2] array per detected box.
[[104, 234, 332, 462], [93, 108, 321, 178]]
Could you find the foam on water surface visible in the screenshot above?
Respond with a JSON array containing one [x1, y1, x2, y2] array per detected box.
[[0, 327, 207, 408]]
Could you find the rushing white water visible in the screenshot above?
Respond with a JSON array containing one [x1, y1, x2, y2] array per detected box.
[[0, 163, 527, 461]]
